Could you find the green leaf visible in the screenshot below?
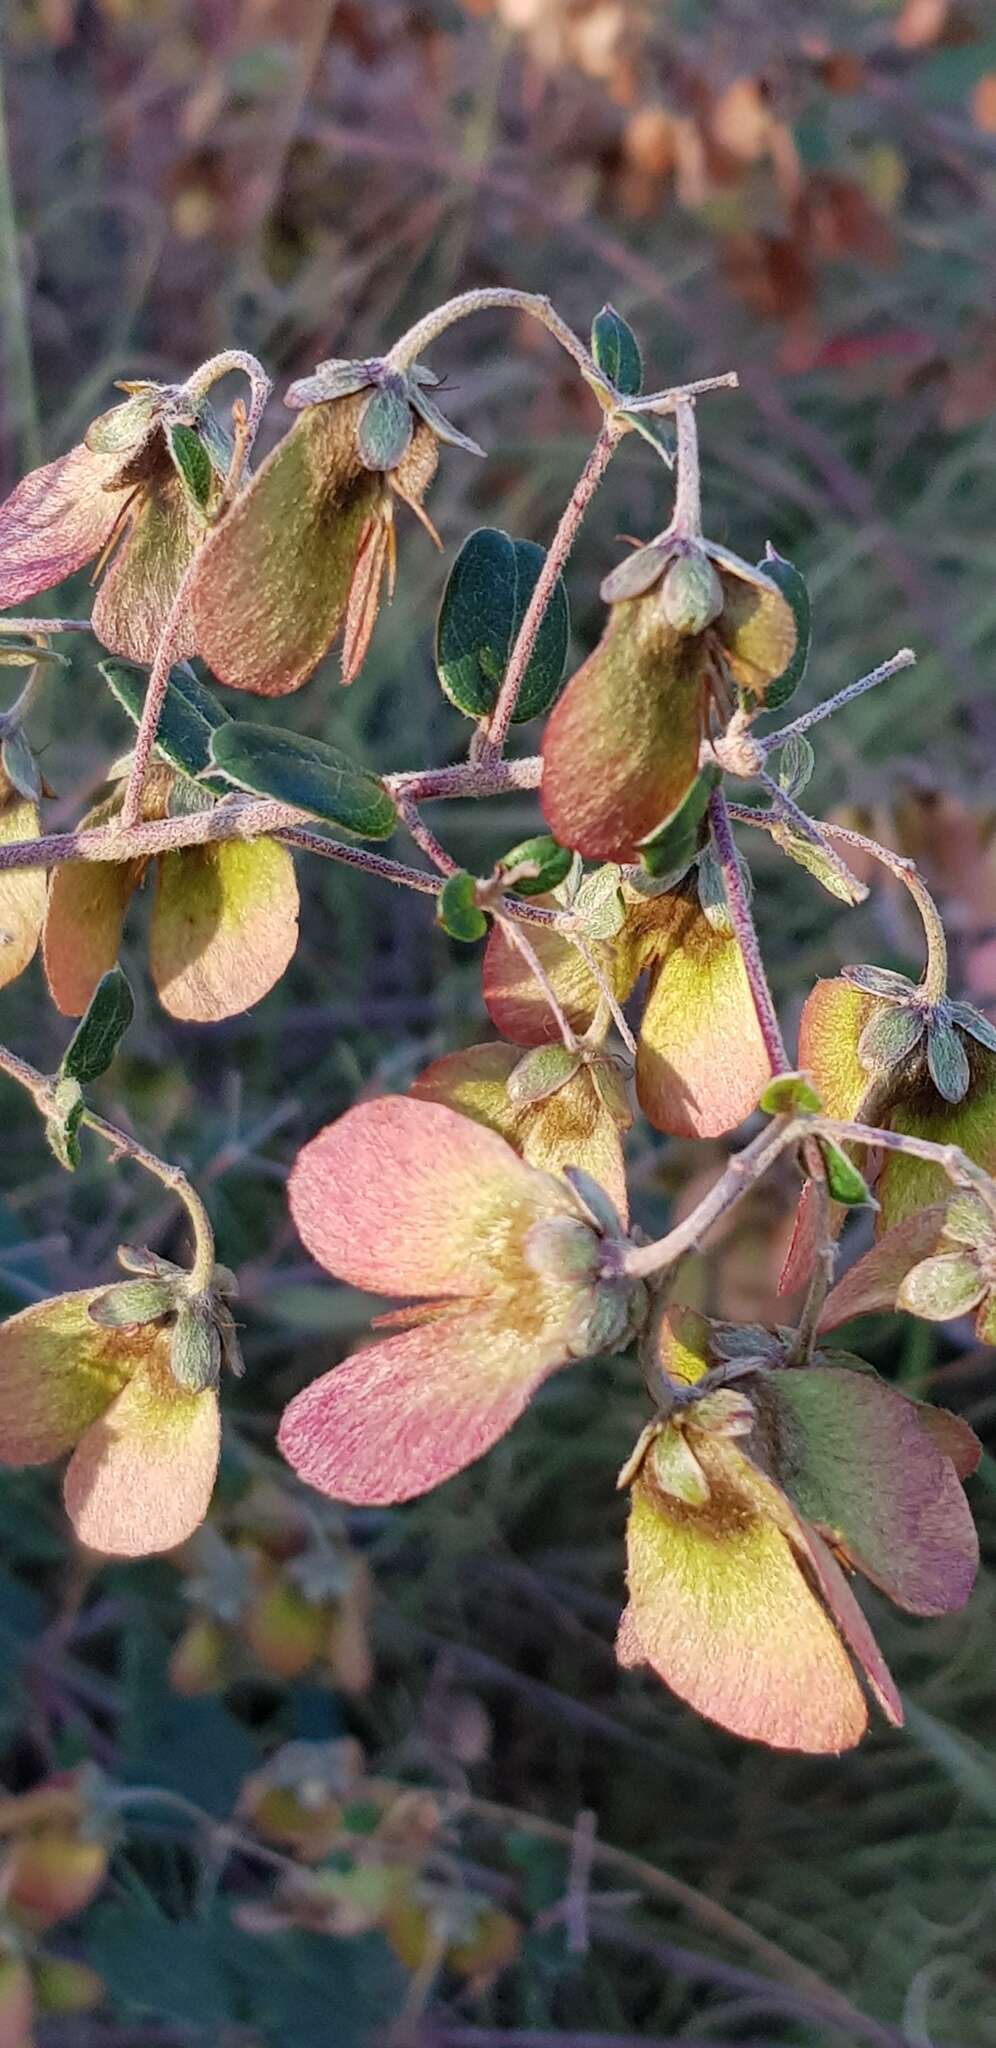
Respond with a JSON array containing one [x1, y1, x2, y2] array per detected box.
[[638, 764, 720, 880], [758, 548, 810, 709], [820, 1139, 877, 1208], [44, 1076, 84, 1173], [208, 723, 397, 839], [771, 822, 868, 905], [168, 423, 214, 512], [759, 1070, 822, 1115], [777, 731, 815, 801], [590, 304, 643, 396], [499, 834, 573, 897], [101, 657, 230, 780], [435, 527, 570, 724], [436, 870, 487, 943], [170, 1300, 221, 1393], [87, 1905, 232, 2027], [356, 377, 412, 470], [927, 1014, 971, 1104], [950, 1001, 996, 1056], [617, 409, 674, 464], [60, 966, 134, 1086]]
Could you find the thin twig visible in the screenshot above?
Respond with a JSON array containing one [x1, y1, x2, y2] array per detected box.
[[759, 647, 915, 754], [118, 557, 202, 831], [707, 788, 788, 1074], [0, 1041, 215, 1289], [478, 418, 623, 761]]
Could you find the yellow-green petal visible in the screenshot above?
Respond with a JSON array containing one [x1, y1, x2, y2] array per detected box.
[[149, 835, 299, 1021], [0, 1290, 135, 1463]]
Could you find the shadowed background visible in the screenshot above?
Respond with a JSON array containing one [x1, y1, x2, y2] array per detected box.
[[1, 3, 996, 2044]]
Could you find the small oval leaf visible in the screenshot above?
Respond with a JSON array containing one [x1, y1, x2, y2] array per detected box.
[[168, 423, 214, 511], [499, 834, 573, 897], [60, 967, 134, 1086], [101, 657, 230, 781], [208, 723, 396, 839], [356, 378, 413, 471], [435, 527, 570, 724], [436, 870, 487, 943], [758, 548, 811, 710], [590, 304, 643, 397]]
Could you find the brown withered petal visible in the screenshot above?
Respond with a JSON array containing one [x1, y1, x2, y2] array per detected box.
[[714, 558, 797, 700], [0, 443, 129, 608], [91, 470, 200, 664], [541, 603, 703, 863], [0, 783, 46, 991]]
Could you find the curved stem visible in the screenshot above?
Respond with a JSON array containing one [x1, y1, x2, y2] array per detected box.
[[0, 1042, 216, 1290], [182, 348, 271, 451], [385, 287, 607, 393], [477, 418, 622, 762], [707, 788, 789, 1074]]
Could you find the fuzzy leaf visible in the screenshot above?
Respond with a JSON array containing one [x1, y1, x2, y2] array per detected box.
[[0, 441, 127, 607], [101, 657, 229, 780], [498, 835, 573, 897], [168, 423, 214, 511], [1, 727, 41, 803], [756, 548, 811, 709], [88, 1279, 177, 1329], [436, 528, 570, 725], [842, 963, 919, 1002], [590, 305, 642, 395], [771, 822, 868, 904], [0, 1289, 135, 1461], [60, 967, 134, 1086], [777, 732, 815, 800], [436, 870, 487, 943], [208, 723, 396, 838], [616, 411, 674, 463], [857, 1000, 925, 1075], [820, 1206, 951, 1329], [573, 863, 625, 939]]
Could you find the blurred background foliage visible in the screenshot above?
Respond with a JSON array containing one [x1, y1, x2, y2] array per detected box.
[[2, 1, 996, 2043]]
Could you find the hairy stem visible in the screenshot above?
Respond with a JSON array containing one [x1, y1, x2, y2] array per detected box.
[[498, 916, 579, 1054], [477, 419, 623, 761], [0, 1043, 216, 1291], [707, 788, 789, 1074], [387, 756, 542, 802], [728, 805, 948, 1004], [620, 1111, 996, 1281], [669, 396, 702, 537], [182, 348, 271, 450], [759, 648, 915, 755], [118, 557, 201, 831]]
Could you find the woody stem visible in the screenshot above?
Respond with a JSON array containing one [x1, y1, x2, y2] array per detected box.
[[619, 1112, 996, 1281], [476, 417, 624, 762], [707, 787, 789, 1075], [0, 1041, 216, 1291]]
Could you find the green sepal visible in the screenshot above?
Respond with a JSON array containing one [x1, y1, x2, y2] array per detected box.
[[170, 1299, 221, 1394], [60, 967, 134, 1087], [499, 834, 573, 897], [638, 764, 720, 880], [435, 527, 570, 724], [757, 547, 810, 710], [356, 377, 412, 471], [208, 722, 396, 839], [101, 658, 230, 781], [88, 1279, 178, 1329], [926, 1012, 971, 1105], [436, 870, 487, 944], [590, 304, 643, 396], [168, 423, 214, 512]]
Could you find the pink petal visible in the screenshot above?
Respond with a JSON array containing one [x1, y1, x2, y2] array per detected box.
[[278, 1299, 571, 1504], [288, 1095, 576, 1299], [0, 444, 125, 605]]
